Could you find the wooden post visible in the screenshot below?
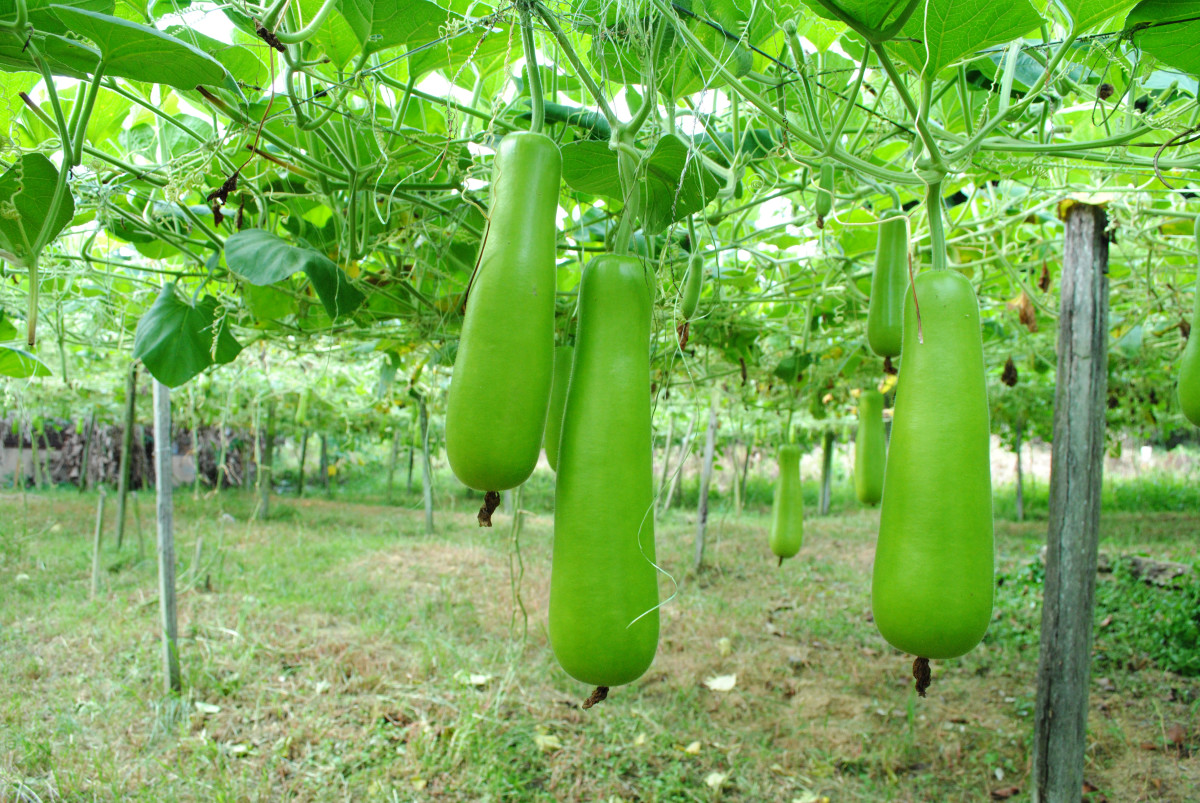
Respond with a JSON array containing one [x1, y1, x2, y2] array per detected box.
[[78, 408, 96, 492], [819, 430, 835, 515], [664, 415, 697, 515], [152, 379, 182, 694], [190, 387, 201, 500], [319, 434, 329, 494], [297, 429, 309, 497], [386, 428, 399, 503], [256, 400, 275, 520], [115, 363, 137, 549], [90, 490, 107, 599], [693, 396, 718, 571], [29, 419, 41, 489], [1031, 203, 1109, 803], [655, 415, 675, 510], [418, 395, 434, 534], [1014, 425, 1025, 523]]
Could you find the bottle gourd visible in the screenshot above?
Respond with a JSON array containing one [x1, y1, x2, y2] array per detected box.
[[550, 255, 659, 691], [543, 344, 574, 472], [445, 132, 561, 491], [769, 444, 804, 563], [1178, 218, 1200, 426], [681, 252, 704, 321], [868, 217, 907, 358], [872, 270, 994, 662], [854, 389, 886, 506]]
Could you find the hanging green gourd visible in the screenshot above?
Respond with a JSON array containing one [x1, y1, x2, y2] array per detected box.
[[444, 131, 561, 500], [868, 216, 907, 359], [854, 389, 886, 506], [550, 254, 658, 706], [769, 444, 804, 564], [1178, 218, 1200, 426], [872, 269, 994, 695]]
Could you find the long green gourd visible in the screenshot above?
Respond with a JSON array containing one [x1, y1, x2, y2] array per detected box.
[[872, 270, 994, 663], [854, 389, 885, 506], [868, 217, 907, 358], [543, 344, 574, 472], [1179, 218, 1200, 426], [769, 444, 804, 564], [446, 132, 561, 492], [550, 254, 658, 695]]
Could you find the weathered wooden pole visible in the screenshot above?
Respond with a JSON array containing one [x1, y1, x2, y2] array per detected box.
[[78, 408, 96, 492], [693, 396, 718, 571], [1014, 425, 1025, 522], [386, 428, 400, 503], [297, 429, 309, 497], [819, 430, 835, 515], [418, 395, 434, 534], [256, 400, 275, 520], [655, 414, 675, 507], [89, 489, 107, 599], [115, 363, 138, 549], [1031, 202, 1109, 803], [152, 379, 182, 695], [663, 415, 697, 515]]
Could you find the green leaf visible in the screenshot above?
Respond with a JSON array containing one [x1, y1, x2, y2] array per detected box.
[[0, 310, 16, 340], [0, 29, 101, 79], [890, 0, 1045, 78], [132, 283, 242, 388], [49, 5, 227, 88], [0, 0, 113, 34], [0, 153, 74, 269], [797, 0, 914, 35], [1058, 0, 1139, 33], [336, 0, 454, 57], [1126, 1, 1200, 76], [560, 141, 623, 198], [641, 134, 722, 235], [166, 25, 269, 89], [562, 136, 720, 235], [0, 344, 51, 378], [225, 229, 365, 319]]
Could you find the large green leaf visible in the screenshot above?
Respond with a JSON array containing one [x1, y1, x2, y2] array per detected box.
[[0, 0, 113, 34], [890, 0, 1044, 77], [562, 135, 720, 235], [225, 229, 365, 319], [1058, 0, 1139, 33], [0, 344, 52, 378], [49, 5, 227, 88], [0, 153, 74, 269], [132, 283, 242, 388], [0, 28, 101, 79], [797, 0, 914, 36], [336, 0, 454, 58], [1126, 1, 1200, 76]]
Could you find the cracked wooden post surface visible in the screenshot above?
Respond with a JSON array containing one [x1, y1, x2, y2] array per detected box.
[[1031, 202, 1108, 803]]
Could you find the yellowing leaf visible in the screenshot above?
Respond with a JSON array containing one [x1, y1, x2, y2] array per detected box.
[[717, 637, 732, 657], [683, 740, 702, 755], [705, 772, 728, 789], [633, 732, 647, 746], [533, 733, 563, 752], [704, 674, 738, 692]]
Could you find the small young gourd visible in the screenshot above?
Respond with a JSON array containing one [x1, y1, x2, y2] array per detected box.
[[814, 161, 834, 228], [854, 389, 886, 506], [868, 217, 907, 358], [680, 252, 704, 321], [769, 444, 804, 564]]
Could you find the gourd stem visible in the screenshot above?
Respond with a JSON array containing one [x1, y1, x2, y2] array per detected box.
[[926, 181, 948, 272], [518, 2, 545, 134], [274, 0, 337, 44]]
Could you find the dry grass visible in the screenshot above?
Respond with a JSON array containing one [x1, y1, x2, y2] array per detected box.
[[0, 488, 1197, 802]]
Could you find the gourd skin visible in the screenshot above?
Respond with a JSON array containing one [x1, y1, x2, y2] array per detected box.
[[872, 270, 994, 660], [445, 132, 561, 491], [769, 444, 804, 560], [681, 253, 703, 321], [854, 390, 886, 506], [868, 217, 907, 358], [543, 345, 574, 472], [815, 162, 834, 219], [550, 255, 658, 688], [1179, 219, 1200, 426]]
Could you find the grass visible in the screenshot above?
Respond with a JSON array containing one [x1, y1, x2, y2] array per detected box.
[[0, 479, 1198, 802]]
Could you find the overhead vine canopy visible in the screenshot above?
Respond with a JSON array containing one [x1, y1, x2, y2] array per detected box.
[[1, 0, 1198, 435]]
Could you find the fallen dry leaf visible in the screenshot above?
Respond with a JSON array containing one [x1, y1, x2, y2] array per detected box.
[[703, 674, 737, 692], [990, 786, 1021, 800]]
